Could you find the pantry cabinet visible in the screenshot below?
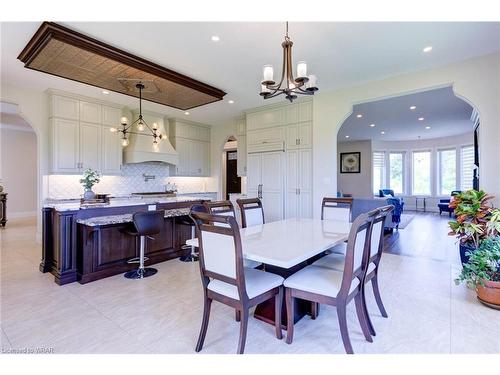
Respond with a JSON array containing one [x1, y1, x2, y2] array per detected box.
[[49, 93, 123, 174], [285, 149, 313, 219]]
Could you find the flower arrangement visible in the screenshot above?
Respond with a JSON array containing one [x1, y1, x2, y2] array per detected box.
[[79, 168, 100, 190]]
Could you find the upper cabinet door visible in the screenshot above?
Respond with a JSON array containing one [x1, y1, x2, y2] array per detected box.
[[52, 95, 79, 120], [286, 124, 299, 150], [102, 106, 121, 126], [80, 122, 101, 171], [174, 138, 190, 176], [298, 121, 312, 148], [200, 141, 210, 176], [52, 118, 80, 172], [79, 101, 102, 123], [299, 101, 313, 122], [101, 125, 122, 175]]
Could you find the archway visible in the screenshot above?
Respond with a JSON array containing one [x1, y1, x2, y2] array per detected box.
[[335, 85, 479, 211], [0, 101, 39, 227]]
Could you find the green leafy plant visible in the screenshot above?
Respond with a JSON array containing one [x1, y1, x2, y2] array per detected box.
[[455, 237, 500, 288], [448, 190, 496, 248], [79, 168, 100, 189]]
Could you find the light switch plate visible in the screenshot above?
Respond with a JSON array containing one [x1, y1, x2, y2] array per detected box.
[[148, 205, 157, 211]]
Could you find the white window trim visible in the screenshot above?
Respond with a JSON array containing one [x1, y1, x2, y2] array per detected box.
[[437, 147, 458, 196], [388, 151, 406, 195]]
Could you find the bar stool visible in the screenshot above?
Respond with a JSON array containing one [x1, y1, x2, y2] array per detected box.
[[178, 204, 208, 262], [124, 210, 164, 279]]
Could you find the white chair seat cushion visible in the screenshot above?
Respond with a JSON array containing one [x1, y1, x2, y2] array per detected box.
[[244, 259, 262, 269], [313, 254, 376, 274], [208, 268, 284, 300], [284, 265, 359, 297]]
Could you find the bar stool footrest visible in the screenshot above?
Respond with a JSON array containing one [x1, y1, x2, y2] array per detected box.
[[127, 256, 150, 264]]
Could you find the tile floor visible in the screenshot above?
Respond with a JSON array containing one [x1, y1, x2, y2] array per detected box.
[[1, 216, 499, 354]]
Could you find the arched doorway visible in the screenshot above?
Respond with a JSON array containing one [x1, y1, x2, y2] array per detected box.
[[0, 101, 38, 226], [335, 85, 478, 208], [221, 135, 241, 200]]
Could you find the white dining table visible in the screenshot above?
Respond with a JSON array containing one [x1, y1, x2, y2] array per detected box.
[[186, 217, 350, 269]]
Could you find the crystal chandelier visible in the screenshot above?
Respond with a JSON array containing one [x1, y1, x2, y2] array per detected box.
[[260, 22, 319, 102], [110, 83, 164, 152]]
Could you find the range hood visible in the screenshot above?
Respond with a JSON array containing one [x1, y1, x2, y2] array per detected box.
[[123, 118, 178, 165]]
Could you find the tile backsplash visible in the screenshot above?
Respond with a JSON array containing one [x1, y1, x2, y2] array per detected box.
[[45, 162, 216, 199]]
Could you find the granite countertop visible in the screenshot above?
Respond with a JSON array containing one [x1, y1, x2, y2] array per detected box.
[[76, 207, 191, 227], [43, 195, 210, 212]]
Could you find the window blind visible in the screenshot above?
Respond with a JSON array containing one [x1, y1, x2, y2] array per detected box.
[[461, 145, 474, 191]]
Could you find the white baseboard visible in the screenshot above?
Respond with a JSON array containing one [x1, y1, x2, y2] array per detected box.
[[7, 211, 37, 219]]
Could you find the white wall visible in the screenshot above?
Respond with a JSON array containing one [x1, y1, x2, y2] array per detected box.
[[337, 140, 372, 197], [0, 127, 37, 217], [314, 52, 500, 218]]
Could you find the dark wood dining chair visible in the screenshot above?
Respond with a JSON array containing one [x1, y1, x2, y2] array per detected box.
[[236, 198, 265, 228], [283, 209, 379, 354], [189, 211, 284, 354], [203, 200, 236, 217], [312, 205, 394, 336], [321, 197, 354, 222]]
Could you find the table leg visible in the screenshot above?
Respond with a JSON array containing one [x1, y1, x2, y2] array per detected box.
[[253, 262, 313, 330]]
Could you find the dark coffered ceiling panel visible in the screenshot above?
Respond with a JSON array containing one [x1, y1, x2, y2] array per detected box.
[[18, 22, 226, 110]]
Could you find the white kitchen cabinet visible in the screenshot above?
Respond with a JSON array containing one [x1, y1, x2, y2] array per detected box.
[[298, 100, 313, 122], [286, 121, 312, 150], [79, 122, 101, 171], [101, 125, 122, 175], [236, 118, 246, 136], [247, 127, 285, 153], [79, 101, 102, 124], [52, 118, 80, 173], [174, 138, 190, 176], [246, 151, 284, 222], [286, 149, 312, 219], [237, 135, 247, 177], [102, 106, 121, 126], [52, 95, 79, 120]]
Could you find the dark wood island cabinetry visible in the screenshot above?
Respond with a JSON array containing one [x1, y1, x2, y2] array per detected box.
[[41, 198, 205, 285]]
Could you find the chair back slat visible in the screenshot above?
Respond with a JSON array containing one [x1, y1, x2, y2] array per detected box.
[[370, 205, 394, 259], [237, 198, 265, 228], [322, 197, 353, 222], [339, 208, 379, 296]]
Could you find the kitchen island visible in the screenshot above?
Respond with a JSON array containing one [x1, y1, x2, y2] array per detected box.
[[41, 196, 207, 285]]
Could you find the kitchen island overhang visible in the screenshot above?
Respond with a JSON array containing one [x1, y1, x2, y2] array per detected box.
[[41, 197, 207, 285]]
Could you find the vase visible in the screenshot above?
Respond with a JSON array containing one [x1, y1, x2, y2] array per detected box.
[[459, 242, 476, 266], [83, 188, 96, 200], [476, 279, 500, 309]]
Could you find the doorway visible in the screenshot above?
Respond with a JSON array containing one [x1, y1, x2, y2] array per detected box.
[[221, 136, 241, 200], [225, 150, 241, 200]]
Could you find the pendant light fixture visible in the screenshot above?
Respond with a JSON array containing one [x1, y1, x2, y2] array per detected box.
[[260, 22, 319, 102], [110, 83, 164, 151]]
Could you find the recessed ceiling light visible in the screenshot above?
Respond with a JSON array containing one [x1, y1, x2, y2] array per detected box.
[[423, 46, 433, 53], [425, 126, 431, 130], [418, 117, 425, 121], [356, 114, 363, 118], [102, 90, 109, 94], [211, 35, 220, 42], [381, 131, 385, 135], [410, 106, 416, 110], [345, 135, 350, 139], [184, 111, 190, 115], [370, 123, 375, 127], [228, 100, 234, 104]]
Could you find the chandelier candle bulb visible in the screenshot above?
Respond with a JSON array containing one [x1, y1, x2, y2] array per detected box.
[[306, 74, 318, 91], [109, 127, 117, 133], [296, 61, 307, 80], [120, 116, 128, 125], [152, 122, 158, 130], [263, 65, 274, 84], [121, 138, 129, 147]]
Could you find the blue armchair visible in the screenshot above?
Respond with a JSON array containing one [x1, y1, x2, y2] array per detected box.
[[379, 189, 404, 230], [438, 190, 461, 217], [379, 189, 395, 197]]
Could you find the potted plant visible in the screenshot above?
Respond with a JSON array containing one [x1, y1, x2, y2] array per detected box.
[[448, 190, 498, 265], [455, 236, 500, 309], [79, 168, 100, 200]]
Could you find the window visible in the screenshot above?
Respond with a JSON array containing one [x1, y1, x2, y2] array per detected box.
[[438, 149, 456, 195], [412, 151, 431, 195], [372, 151, 385, 195], [389, 152, 404, 194], [461, 145, 474, 191]]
